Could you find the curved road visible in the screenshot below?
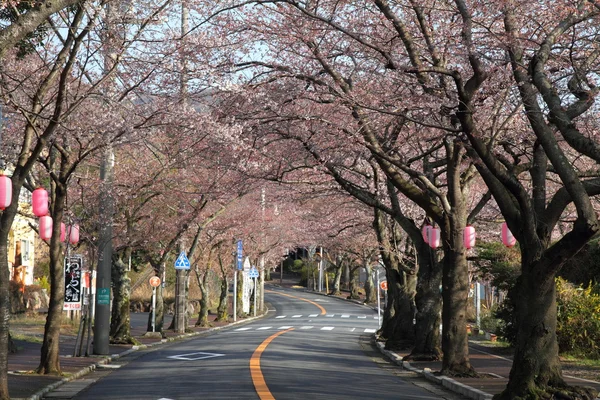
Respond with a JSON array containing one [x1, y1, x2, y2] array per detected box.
[[44, 286, 466, 400]]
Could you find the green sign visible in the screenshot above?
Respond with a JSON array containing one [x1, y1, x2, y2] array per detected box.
[[97, 288, 110, 305]]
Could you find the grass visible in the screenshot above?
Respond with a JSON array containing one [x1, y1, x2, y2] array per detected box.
[[560, 354, 600, 367]]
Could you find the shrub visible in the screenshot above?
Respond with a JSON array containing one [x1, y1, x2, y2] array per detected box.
[[556, 278, 600, 359]]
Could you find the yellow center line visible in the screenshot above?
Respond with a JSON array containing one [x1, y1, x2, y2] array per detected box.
[[265, 290, 327, 315], [251, 328, 294, 400]]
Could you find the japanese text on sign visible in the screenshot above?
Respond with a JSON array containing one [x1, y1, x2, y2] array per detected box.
[[64, 255, 83, 310]]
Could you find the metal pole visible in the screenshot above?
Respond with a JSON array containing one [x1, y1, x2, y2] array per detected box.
[[475, 282, 481, 328], [233, 269, 237, 322], [253, 277, 257, 317], [280, 258, 283, 285], [152, 287, 156, 332], [377, 270, 381, 328], [318, 246, 323, 292]]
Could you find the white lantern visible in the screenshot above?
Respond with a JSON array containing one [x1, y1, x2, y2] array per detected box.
[[501, 222, 516, 247], [464, 226, 476, 249]]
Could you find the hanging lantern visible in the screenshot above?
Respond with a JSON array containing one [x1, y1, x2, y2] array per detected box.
[[68, 224, 80, 245], [422, 225, 432, 244], [501, 222, 516, 247], [0, 175, 11, 210], [39, 215, 53, 240], [32, 188, 49, 217], [464, 226, 476, 249], [428, 227, 441, 249], [60, 223, 66, 242]]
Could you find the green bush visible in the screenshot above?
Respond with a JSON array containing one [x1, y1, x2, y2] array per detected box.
[[479, 309, 505, 334], [556, 278, 600, 359]]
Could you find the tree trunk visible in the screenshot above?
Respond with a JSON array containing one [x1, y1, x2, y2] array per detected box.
[[496, 257, 598, 400], [348, 268, 360, 299], [408, 244, 442, 361], [330, 260, 342, 295], [383, 268, 416, 350], [363, 262, 376, 304], [440, 240, 475, 376], [37, 185, 67, 375], [196, 270, 210, 327], [110, 253, 133, 343], [216, 277, 228, 322], [0, 216, 12, 398]]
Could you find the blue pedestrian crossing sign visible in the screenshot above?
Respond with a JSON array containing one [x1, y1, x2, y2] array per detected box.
[[174, 251, 191, 270], [249, 267, 259, 279]]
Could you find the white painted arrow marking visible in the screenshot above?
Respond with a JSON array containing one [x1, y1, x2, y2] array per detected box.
[[167, 352, 225, 361]]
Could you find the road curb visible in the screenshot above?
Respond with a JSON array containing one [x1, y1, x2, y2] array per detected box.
[[375, 341, 493, 400], [26, 313, 266, 400]]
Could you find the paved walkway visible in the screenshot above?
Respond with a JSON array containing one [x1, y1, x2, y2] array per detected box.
[[7, 281, 600, 400]]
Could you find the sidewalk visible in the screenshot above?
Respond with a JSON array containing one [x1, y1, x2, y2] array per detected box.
[[8, 279, 600, 400]]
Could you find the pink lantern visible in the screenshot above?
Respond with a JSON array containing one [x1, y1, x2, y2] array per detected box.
[[501, 222, 516, 247], [428, 227, 441, 248], [464, 226, 476, 249], [0, 175, 11, 210], [39, 215, 53, 240], [32, 188, 49, 217], [68, 224, 80, 244], [60, 223, 66, 242], [422, 225, 432, 244]]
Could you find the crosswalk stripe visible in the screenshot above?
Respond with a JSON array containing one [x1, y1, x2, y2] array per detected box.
[[300, 326, 314, 329], [321, 327, 335, 331], [257, 327, 271, 330], [341, 315, 350, 318], [292, 315, 302, 318], [278, 326, 293, 330], [235, 327, 252, 331], [275, 316, 286, 319], [364, 328, 377, 333], [308, 314, 318, 317]]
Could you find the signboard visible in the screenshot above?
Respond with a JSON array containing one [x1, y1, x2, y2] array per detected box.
[[149, 276, 161, 287], [380, 281, 388, 291], [249, 267, 259, 279], [236, 240, 243, 270], [63, 256, 83, 310], [174, 251, 191, 270], [97, 288, 110, 305]]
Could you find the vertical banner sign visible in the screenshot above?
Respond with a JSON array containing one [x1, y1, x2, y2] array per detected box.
[[64, 255, 83, 310], [236, 240, 243, 270]]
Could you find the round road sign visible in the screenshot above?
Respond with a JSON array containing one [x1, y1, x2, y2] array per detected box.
[[380, 281, 388, 290], [149, 276, 161, 287]]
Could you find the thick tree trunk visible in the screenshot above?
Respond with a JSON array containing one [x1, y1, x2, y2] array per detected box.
[[216, 277, 228, 321], [408, 244, 442, 361], [363, 263, 376, 304], [196, 270, 210, 327], [348, 268, 360, 299], [330, 261, 342, 295], [383, 268, 416, 350], [37, 186, 67, 375], [0, 220, 12, 399], [110, 255, 133, 343], [441, 242, 475, 376], [496, 258, 598, 400]]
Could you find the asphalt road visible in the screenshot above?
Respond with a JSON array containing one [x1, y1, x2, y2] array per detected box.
[[43, 286, 467, 400]]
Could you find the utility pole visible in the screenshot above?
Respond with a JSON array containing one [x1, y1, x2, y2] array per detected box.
[[93, 2, 117, 354]]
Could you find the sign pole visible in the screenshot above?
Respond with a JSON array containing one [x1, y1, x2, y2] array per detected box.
[[377, 270, 381, 328], [152, 286, 156, 332], [253, 277, 257, 317], [233, 270, 237, 322]]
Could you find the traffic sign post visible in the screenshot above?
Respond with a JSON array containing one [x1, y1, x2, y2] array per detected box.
[[174, 251, 190, 333], [149, 276, 161, 332], [249, 267, 259, 317]]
